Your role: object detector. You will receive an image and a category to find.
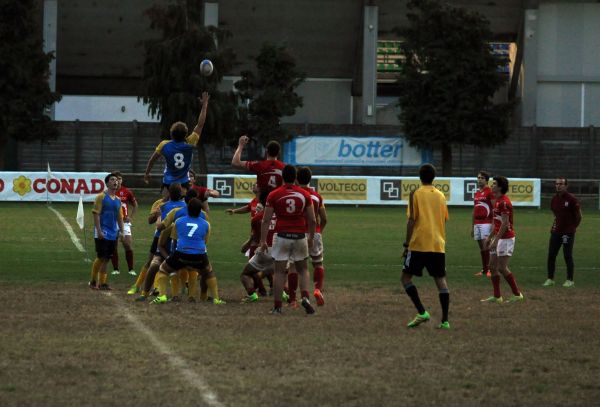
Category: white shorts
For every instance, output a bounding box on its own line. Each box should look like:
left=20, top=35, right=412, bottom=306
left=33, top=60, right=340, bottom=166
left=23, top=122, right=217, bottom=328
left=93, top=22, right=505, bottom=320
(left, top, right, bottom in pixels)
left=309, top=233, right=324, bottom=262
left=473, top=223, right=492, bottom=241
left=248, top=248, right=274, bottom=272
left=121, top=222, right=132, bottom=237
left=491, top=237, right=515, bottom=257
left=270, top=234, right=309, bottom=262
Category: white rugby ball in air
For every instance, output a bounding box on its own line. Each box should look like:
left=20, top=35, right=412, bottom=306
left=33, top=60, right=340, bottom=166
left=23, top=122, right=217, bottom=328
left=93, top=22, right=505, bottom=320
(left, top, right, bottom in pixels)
left=200, top=59, right=214, bottom=76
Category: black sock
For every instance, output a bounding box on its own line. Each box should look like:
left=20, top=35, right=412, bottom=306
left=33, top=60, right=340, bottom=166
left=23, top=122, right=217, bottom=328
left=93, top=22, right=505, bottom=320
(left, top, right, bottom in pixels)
left=404, top=283, right=425, bottom=314
left=439, top=289, right=450, bottom=323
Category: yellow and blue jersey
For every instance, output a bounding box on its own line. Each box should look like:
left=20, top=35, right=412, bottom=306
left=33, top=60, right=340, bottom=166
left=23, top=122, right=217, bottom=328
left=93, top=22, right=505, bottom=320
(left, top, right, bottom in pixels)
left=172, top=215, right=210, bottom=255
left=92, top=191, right=123, bottom=240
left=154, top=199, right=186, bottom=238
left=155, top=132, right=199, bottom=185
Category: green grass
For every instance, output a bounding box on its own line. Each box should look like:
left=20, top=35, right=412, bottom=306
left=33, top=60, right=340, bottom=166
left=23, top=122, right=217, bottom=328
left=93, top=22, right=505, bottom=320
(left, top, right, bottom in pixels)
left=1, top=201, right=598, bottom=287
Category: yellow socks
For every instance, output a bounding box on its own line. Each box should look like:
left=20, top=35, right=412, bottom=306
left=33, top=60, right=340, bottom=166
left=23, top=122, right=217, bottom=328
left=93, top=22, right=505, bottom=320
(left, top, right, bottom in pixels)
left=99, top=272, right=107, bottom=285
left=206, top=276, right=219, bottom=300
left=135, top=263, right=149, bottom=288
left=170, top=273, right=181, bottom=297
left=156, top=272, right=168, bottom=297
left=91, top=258, right=102, bottom=282
left=180, top=268, right=189, bottom=286
left=187, top=271, right=199, bottom=299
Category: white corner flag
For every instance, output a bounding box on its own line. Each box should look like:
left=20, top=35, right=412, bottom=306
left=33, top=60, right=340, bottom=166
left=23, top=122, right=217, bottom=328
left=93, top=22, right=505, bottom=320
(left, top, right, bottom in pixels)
left=76, top=194, right=85, bottom=230
left=47, top=162, right=58, bottom=180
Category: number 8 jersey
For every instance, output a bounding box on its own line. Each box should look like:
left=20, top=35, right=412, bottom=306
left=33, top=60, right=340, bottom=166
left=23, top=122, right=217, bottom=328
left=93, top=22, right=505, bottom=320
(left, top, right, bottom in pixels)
left=155, top=132, right=199, bottom=185
left=266, top=184, right=313, bottom=233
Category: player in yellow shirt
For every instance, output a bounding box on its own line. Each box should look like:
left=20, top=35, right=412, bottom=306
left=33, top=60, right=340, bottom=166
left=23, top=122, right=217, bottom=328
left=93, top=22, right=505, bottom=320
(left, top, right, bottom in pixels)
left=402, top=164, right=451, bottom=330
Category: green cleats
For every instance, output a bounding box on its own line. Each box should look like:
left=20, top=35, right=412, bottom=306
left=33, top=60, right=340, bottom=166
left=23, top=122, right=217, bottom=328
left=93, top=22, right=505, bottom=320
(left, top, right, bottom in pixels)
left=212, top=298, right=226, bottom=305
left=542, top=279, right=555, bottom=287
left=242, top=292, right=259, bottom=303
left=437, top=321, right=451, bottom=330
left=407, top=311, right=430, bottom=328
left=506, top=293, right=524, bottom=303
left=481, top=296, right=503, bottom=304
left=282, top=291, right=290, bottom=303
left=127, top=285, right=139, bottom=295
left=151, top=295, right=168, bottom=304
left=563, top=280, right=575, bottom=288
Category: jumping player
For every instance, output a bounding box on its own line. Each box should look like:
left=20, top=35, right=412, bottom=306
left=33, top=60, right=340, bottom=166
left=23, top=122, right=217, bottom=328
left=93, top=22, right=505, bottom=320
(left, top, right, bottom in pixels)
left=231, top=135, right=285, bottom=193
left=144, top=92, right=210, bottom=189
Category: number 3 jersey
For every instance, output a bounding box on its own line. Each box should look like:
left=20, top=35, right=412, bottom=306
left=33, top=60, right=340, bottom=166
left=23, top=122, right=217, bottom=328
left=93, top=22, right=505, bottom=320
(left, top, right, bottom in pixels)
left=155, top=132, right=199, bottom=185
left=266, top=184, right=313, bottom=233
left=172, top=215, right=210, bottom=254
left=245, top=159, right=285, bottom=192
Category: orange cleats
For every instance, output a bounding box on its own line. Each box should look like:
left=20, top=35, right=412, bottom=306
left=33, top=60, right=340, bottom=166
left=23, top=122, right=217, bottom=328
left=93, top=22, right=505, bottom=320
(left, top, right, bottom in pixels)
left=314, top=289, right=325, bottom=306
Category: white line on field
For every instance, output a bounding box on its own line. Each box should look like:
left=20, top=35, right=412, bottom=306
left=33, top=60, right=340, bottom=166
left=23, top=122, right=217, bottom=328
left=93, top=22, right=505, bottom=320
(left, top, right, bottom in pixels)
left=102, top=292, right=224, bottom=407
left=47, top=205, right=85, bottom=253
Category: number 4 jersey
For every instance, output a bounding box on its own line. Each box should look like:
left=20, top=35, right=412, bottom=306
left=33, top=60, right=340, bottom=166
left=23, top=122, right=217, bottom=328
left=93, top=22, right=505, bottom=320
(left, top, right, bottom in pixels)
left=266, top=184, right=313, bottom=233
left=245, top=159, right=285, bottom=192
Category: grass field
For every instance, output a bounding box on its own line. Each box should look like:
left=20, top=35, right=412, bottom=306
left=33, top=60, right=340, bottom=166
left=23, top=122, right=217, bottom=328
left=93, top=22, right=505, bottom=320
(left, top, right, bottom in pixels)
left=1, top=202, right=599, bottom=406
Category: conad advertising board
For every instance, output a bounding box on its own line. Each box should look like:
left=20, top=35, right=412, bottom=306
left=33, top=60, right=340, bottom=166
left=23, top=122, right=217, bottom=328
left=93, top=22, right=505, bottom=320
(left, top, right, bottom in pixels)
left=0, top=172, right=106, bottom=202
left=208, top=175, right=541, bottom=207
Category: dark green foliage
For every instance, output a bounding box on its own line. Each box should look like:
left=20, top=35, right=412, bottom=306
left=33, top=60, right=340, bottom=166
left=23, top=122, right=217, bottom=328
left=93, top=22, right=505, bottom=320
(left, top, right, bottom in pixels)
left=140, top=0, right=238, bottom=152
left=396, top=0, right=512, bottom=174
left=234, top=43, right=305, bottom=146
left=0, top=0, right=61, bottom=169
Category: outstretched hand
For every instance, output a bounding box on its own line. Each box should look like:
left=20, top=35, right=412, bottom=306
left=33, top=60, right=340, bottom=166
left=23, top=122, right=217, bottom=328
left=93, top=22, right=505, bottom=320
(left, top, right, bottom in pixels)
left=238, top=135, right=249, bottom=146
left=199, top=92, right=210, bottom=105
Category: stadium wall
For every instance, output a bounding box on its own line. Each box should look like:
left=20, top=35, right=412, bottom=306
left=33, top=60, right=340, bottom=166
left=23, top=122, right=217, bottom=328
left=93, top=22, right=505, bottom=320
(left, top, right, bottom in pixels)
left=16, top=122, right=600, bottom=181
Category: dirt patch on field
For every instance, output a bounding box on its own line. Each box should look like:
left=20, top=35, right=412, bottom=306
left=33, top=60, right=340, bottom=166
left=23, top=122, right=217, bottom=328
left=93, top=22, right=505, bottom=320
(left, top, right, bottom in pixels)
left=1, top=283, right=599, bottom=406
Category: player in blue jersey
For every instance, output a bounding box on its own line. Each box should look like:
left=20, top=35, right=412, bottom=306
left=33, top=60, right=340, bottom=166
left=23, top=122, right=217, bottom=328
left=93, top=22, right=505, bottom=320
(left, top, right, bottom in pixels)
left=153, top=198, right=225, bottom=304
left=143, top=92, right=210, bottom=190
left=135, top=184, right=186, bottom=302
left=89, top=173, right=124, bottom=290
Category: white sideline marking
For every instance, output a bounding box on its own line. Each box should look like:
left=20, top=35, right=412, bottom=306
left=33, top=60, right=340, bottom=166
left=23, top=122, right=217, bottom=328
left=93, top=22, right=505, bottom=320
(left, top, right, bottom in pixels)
left=103, top=292, right=224, bottom=407
left=48, top=205, right=85, bottom=253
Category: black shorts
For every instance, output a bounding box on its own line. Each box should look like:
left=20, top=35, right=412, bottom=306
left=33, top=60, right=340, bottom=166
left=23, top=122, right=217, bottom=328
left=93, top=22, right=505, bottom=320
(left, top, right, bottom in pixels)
left=403, top=251, right=446, bottom=278
left=166, top=251, right=209, bottom=271
left=95, top=238, right=117, bottom=259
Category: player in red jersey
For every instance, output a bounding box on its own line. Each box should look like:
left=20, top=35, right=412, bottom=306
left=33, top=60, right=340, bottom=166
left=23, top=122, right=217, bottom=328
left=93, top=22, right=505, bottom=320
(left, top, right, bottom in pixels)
left=260, top=165, right=316, bottom=315
left=240, top=190, right=277, bottom=302
left=543, top=177, right=582, bottom=288
left=296, top=167, right=327, bottom=306
left=188, top=169, right=220, bottom=214
left=110, top=172, right=138, bottom=276
left=225, top=182, right=261, bottom=217
left=472, top=171, right=494, bottom=277
left=231, top=135, right=285, bottom=193
left=481, top=176, right=523, bottom=304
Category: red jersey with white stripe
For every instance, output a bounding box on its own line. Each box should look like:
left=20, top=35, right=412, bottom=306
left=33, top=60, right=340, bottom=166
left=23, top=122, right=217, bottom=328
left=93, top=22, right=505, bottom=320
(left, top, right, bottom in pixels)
left=191, top=185, right=208, bottom=201
left=473, top=186, right=494, bottom=225
left=266, top=184, right=313, bottom=233
left=493, top=194, right=515, bottom=238
left=245, top=159, right=285, bottom=192
left=251, top=211, right=277, bottom=247
left=116, top=186, right=136, bottom=219
left=246, top=197, right=260, bottom=217
left=302, top=186, right=324, bottom=233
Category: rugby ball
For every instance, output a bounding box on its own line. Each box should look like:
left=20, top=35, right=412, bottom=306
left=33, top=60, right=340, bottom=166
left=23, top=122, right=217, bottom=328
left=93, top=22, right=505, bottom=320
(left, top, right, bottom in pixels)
left=200, top=59, right=214, bottom=76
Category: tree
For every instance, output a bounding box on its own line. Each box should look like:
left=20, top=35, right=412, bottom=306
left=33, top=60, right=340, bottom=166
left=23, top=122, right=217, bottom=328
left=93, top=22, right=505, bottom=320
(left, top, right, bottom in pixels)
left=234, top=43, right=305, bottom=155
left=396, top=0, right=512, bottom=175
left=0, top=0, right=61, bottom=170
left=140, top=0, right=238, bottom=175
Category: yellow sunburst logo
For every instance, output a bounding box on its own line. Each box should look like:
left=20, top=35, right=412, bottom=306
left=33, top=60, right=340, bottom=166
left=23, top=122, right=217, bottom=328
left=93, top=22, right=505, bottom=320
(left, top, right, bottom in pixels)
left=12, top=175, right=32, bottom=196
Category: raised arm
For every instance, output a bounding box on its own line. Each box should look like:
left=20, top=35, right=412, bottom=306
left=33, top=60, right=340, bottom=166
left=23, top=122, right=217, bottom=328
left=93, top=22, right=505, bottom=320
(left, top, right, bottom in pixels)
left=192, top=92, right=210, bottom=135
left=231, top=135, right=250, bottom=169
